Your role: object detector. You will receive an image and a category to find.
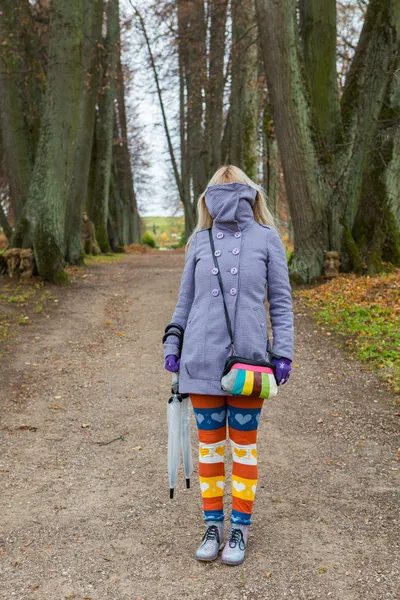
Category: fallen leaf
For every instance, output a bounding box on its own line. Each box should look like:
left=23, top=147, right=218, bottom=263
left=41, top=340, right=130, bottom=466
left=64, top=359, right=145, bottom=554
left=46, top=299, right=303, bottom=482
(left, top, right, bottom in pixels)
left=48, top=404, right=64, bottom=410
left=133, top=445, right=142, bottom=451
left=81, top=423, right=90, bottom=428
left=318, top=418, right=324, bottom=424
left=16, top=425, right=37, bottom=431
left=266, top=572, right=272, bottom=579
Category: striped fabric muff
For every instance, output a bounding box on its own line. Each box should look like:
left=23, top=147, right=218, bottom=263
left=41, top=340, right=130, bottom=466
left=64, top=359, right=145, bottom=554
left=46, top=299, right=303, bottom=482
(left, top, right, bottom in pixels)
left=221, top=362, right=278, bottom=399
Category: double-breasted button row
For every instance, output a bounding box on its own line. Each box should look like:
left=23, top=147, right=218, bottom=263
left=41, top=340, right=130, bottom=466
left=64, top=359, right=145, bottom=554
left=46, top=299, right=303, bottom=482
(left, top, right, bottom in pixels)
left=212, top=267, right=219, bottom=275
left=230, top=288, right=237, bottom=296
left=212, top=289, right=219, bottom=297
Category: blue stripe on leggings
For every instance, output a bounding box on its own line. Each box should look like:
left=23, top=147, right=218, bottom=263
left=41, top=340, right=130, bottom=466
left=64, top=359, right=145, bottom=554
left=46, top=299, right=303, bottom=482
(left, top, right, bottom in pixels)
left=231, top=509, right=252, bottom=525
left=204, top=509, right=224, bottom=523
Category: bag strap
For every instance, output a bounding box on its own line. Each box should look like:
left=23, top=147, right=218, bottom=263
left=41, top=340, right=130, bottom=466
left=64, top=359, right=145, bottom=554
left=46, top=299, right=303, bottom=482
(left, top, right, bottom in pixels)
left=208, top=228, right=236, bottom=355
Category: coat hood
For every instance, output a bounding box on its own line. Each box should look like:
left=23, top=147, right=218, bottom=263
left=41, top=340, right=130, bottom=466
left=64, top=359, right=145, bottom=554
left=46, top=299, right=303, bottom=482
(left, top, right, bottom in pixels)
left=205, top=183, right=257, bottom=230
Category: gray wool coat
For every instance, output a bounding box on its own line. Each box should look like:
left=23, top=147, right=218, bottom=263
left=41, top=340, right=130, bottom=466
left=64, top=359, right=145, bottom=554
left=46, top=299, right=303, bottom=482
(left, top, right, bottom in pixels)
left=164, top=183, right=294, bottom=396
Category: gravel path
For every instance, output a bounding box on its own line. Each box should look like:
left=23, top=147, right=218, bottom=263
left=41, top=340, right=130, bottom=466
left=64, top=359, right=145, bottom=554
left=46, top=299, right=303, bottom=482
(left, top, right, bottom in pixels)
left=0, top=252, right=399, bottom=600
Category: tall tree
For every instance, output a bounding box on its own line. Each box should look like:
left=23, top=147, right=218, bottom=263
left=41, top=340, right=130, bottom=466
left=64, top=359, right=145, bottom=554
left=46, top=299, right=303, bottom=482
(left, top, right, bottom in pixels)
left=225, top=0, right=259, bottom=180
left=115, top=55, right=141, bottom=244
left=25, top=0, right=84, bottom=281
left=66, top=0, right=105, bottom=264
left=91, top=0, right=119, bottom=253
left=256, top=0, right=400, bottom=281
left=204, top=0, right=229, bottom=180
left=0, top=1, right=34, bottom=223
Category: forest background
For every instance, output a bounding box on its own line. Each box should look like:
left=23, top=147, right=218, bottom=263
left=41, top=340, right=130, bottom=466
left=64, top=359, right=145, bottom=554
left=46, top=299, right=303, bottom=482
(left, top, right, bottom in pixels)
left=0, top=0, right=399, bottom=283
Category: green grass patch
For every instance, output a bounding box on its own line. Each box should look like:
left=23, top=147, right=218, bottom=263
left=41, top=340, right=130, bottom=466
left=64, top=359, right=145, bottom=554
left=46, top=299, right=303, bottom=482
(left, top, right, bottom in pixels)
left=0, top=281, right=53, bottom=342
left=296, top=269, right=400, bottom=395
left=142, top=216, right=185, bottom=249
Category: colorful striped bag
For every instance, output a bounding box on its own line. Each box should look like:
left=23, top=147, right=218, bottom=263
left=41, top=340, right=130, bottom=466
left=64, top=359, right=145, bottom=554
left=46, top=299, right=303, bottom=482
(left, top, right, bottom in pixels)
left=209, top=229, right=278, bottom=400
left=221, top=357, right=277, bottom=399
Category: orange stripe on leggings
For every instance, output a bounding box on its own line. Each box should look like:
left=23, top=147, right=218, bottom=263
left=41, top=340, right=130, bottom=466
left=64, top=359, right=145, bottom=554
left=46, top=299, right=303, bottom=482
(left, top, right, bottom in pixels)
left=232, top=497, right=253, bottom=516
left=228, top=397, right=264, bottom=409
left=191, top=394, right=226, bottom=409
left=203, top=497, right=224, bottom=512
left=198, top=426, right=226, bottom=444
left=232, top=462, right=258, bottom=480
left=199, top=462, right=225, bottom=478
left=229, top=427, right=258, bottom=445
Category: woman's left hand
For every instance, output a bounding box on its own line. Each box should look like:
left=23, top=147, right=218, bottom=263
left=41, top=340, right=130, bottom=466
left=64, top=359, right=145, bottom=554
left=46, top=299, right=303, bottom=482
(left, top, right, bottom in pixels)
left=271, top=357, right=292, bottom=385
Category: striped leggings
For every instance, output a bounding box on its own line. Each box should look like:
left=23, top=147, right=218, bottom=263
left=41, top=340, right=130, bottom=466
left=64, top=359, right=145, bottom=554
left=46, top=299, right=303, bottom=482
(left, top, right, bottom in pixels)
left=191, top=394, right=263, bottom=526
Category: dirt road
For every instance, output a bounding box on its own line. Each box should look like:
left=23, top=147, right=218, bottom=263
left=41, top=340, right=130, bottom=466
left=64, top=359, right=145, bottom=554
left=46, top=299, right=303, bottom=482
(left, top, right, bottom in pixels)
left=1, top=252, right=399, bottom=600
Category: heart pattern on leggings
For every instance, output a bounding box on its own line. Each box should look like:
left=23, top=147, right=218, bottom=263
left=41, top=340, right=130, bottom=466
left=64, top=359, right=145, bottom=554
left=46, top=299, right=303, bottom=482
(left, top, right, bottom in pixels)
left=235, top=413, right=252, bottom=426
left=211, top=411, right=225, bottom=423
left=195, top=413, right=205, bottom=424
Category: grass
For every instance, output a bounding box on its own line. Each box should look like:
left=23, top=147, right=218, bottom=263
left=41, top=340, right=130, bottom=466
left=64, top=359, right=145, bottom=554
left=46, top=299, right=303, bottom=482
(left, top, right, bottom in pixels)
left=142, top=216, right=185, bottom=248
left=296, top=268, right=400, bottom=395
left=0, top=281, right=53, bottom=343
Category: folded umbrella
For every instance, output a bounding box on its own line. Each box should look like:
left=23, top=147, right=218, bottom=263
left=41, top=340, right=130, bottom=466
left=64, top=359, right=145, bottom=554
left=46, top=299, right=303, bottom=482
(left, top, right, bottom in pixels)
left=180, top=394, right=193, bottom=490
left=167, top=373, right=192, bottom=498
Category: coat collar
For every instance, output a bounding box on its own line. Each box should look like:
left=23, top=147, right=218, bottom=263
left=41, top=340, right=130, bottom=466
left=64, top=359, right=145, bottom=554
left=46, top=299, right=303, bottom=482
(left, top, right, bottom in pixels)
left=205, top=183, right=257, bottom=231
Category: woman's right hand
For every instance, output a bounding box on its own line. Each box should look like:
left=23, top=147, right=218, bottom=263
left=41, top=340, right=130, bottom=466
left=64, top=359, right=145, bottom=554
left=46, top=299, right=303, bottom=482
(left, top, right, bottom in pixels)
left=165, top=355, right=180, bottom=373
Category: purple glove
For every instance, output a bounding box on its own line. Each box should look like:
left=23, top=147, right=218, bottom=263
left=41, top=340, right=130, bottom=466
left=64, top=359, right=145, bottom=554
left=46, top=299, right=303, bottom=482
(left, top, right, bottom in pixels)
left=165, top=355, right=180, bottom=373
left=271, top=357, right=292, bottom=385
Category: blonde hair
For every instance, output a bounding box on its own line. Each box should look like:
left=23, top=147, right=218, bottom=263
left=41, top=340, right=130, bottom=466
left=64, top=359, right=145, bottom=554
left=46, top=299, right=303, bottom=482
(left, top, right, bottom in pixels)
left=187, top=165, right=276, bottom=247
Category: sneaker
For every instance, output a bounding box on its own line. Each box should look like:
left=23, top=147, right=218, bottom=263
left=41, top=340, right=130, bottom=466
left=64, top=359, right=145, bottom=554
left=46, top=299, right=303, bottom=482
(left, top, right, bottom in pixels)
left=221, top=524, right=248, bottom=566
left=195, top=522, right=224, bottom=562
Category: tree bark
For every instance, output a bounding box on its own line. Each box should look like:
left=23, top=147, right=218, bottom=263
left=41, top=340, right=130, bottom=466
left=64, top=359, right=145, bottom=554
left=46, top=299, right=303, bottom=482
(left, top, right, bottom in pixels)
left=0, top=0, right=34, bottom=222
left=262, top=99, right=278, bottom=219
left=66, top=0, right=104, bottom=264
left=91, top=0, right=119, bottom=253
left=256, top=0, right=328, bottom=282
left=299, top=0, right=341, bottom=149
left=25, top=0, right=84, bottom=281
left=228, top=0, right=259, bottom=180
left=115, top=56, right=141, bottom=243
left=183, top=0, right=207, bottom=198
left=339, top=0, right=399, bottom=235
left=204, top=0, right=228, bottom=179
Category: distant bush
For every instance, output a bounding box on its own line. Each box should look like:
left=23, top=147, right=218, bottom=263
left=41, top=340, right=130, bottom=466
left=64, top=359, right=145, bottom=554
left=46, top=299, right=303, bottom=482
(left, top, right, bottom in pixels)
left=142, top=233, right=156, bottom=248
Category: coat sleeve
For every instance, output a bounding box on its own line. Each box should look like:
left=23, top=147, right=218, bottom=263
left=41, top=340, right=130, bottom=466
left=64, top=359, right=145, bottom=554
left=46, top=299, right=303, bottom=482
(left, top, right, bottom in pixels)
left=163, top=233, right=197, bottom=359
left=265, top=228, right=294, bottom=360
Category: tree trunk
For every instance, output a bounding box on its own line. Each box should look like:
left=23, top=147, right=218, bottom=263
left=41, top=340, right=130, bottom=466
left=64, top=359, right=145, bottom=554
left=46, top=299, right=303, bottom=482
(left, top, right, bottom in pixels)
left=262, top=99, right=278, bottom=219
left=183, top=0, right=207, bottom=199
left=256, top=0, right=328, bottom=282
left=228, top=0, right=259, bottom=180
left=115, top=56, right=141, bottom=243
left=204, top=0, right=229, bottom=179
left=25, top=0, right=84, bottom=282
left=91, top=0, right=119, bottom=253
left=0, top=0, right=34, bottom=222
left=351, top=56, right=400, bottom=274
left=66, top=0, right=104, bottom=264
left=337, top=2, right=397, bottom=246
left=299, top=0, right=341, bottom=149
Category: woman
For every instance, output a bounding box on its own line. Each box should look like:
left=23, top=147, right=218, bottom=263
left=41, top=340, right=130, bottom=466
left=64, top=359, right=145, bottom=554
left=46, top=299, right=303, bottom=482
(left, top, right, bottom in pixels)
left=163, top=165, right=294, bottom=565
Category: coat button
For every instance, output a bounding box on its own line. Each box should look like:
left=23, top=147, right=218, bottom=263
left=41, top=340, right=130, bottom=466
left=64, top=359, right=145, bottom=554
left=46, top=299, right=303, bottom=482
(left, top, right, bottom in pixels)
left=217, top=232, right=224, bottom=239
left=214, top=250, right=222, bottom=257
left=231, top=267, right=238, bottom=275
left=232, top=248, right=240, bottom=255
left=212, top=289, right=219, bottom=297
left=234, top=232, right=242, bottom=238
left=230, top=288, right=237, bottom=296
left=212, top=268, right=219, bottom=275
